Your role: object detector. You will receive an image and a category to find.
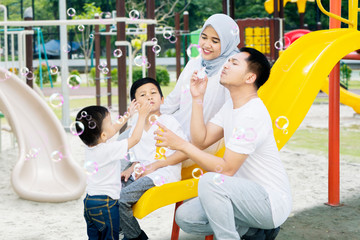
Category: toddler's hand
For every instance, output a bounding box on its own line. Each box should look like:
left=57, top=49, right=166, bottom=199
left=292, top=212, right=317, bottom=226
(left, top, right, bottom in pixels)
left=128, top=99, right=139, bottom=117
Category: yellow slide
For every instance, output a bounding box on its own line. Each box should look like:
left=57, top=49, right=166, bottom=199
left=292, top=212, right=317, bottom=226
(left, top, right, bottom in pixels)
left=259, top=28, right=360, bottom=149
left=133, top=28, right=360, bottom=219
left=264, top=0, right=311, bottom=14
left=320, top=80, right=360, bottom=114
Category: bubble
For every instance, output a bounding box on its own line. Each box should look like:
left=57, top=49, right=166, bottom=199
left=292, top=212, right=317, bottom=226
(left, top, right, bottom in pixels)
left=100, top=11, right=112, bottom=23
left=129, top=9, right=140, bottom=20
left=70, top=121, right=85, bottom=136
left=0, top=71, right=12, bottom=82
left=145, top=62, right=151, bottom=69
left=154, top=175, right=166, bottom=186
left=67, top=74, right=82, bottom=89
left=117, top=115, right=125, bottom=124
left=26, top=71, right=35, bottom=81
left=84, top=161, right=98, bottom=176
left=89, top=34, right=94, bottom=39
left=213, top=173, right=225, bottom=185
left=77, top=24, right=85, bottom=32
left=123, top=112, right=131, bottom=119
left=134, top=163, right=145, bottom=175
left=50, top=65, right=59, bottom=75
left=274, top=41, right=284, bottom=50
left=163, top=31, right=172, bottom=40
left=283, top=129, right=289, bottom=135
left=134, top=55, right=147, bottom=67
left=148, top=114, right=159, bottom=125
left=152, top=45, right=161, bottom=55
left=192, top=168, right=203, bottom=179
left=232, top=127, right=245, bottom=140
left=274, top=37, right=291, bottom=50
left=124, top=151, right=135, bottom=162
left=243, top=128, right=257, bottom=142
left=51, top=150, right=63, bottom=163
left=20, top=67, right=29, bottom=76
left=25, top=153, right=32, bottom=161
left=186, top=44, right=202, bottom=59
left=102, top=67, right=109, bottom=75
left=63, top=44, right=71, bottom=53
left=81, top=111, right=88, bottom=118
left=29, top=148, right=40, bottom=158
left=168, top=35, right=177, bottom=44
left=275, top=116, right=289, bottom=130
left=67, top=8, right=76, bottom=17
left=49, top=93, right=64, bottom=108
left=88, top=121, right=97, bottom=129
left=159, top=147, right=167, bottom=155
left=86, top=115, right=92, bottom=121
left=230, top=24, right=239, bottom=36
left=197, top=67, right=206, bottom=79
left=215, top=165, right=223, bottom=173
left=113, top=49, right=123, bottom=58
left=98, top=61, right=107, bottom=71
left=151, top=38, right=158, bottom=44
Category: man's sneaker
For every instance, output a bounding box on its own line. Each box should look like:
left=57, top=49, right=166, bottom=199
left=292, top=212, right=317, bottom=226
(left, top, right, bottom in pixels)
left=241, top=227, right=280, bottom=240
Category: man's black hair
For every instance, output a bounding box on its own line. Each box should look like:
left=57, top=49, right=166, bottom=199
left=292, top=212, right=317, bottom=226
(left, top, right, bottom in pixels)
left=240, top=47, right=271, bottom=89
left=130, top=77, right=163, bottom=101
left=75, top=105, right=109, bottom=146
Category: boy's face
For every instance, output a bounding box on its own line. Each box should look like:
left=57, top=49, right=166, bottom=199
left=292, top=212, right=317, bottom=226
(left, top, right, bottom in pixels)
left=100, top=113, right=117, bottom=142
left=134, top=83, right=164, bottom=113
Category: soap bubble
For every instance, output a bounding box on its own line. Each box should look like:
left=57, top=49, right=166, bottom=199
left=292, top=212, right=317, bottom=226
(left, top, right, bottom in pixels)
left=230, top=24, right=239, bottom=36
left=84, top=161, right=98, bottom=176
left=51, top=150, right=63, bottom=163
left=20, top=67, right=29, bottom=76
left=70, top=121, right=85, bottom=136
left=149, top=114, right=159, bottom=125
left=129, top=9, right=140, bottom=20
left=63, top=44, right=71, bottom=53
left=77, top=24, right=85, bottom=32
left=102, top=67, right=109, bottom=75
left=50, top=65, right=59, bottom=75
left=168, top=35, right=177, bottom=44
left=163, top=31, right=172, bottom=40
left=275, top=116, right=289, bottom=130
left=213, top=173, right=225, bottom=185
left=117, top=115, right=125, bottom=124
left=152, top=45, right=161, bottom=55
left=134, top=163, right=145, bottom=175
left=192, top=168, right=203, bottom=179
left=186, top=44, right=202, bottom=59
left=154, top=175, right=166, bottom=186
left=49, top=93, right=64, bottom=108
left=67, top=74, right=82, bottom=89
left=113, top=49, right=123, bottom=58
left=89, top=34, right=94, bottom=39
left=67, top=8, right=76, bottom=17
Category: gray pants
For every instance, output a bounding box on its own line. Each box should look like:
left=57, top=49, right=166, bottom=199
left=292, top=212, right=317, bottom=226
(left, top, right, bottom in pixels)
left=119, top=176, right=155, bottom=239
left=175, top=172, right=275, bottom=240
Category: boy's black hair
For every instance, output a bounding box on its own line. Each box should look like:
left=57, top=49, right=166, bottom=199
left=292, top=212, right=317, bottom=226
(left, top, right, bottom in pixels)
left=130, top=77, right=163, bottom=101
left=240, top=47, right=271, bottom=90
left=75, top=106, right=109, bottom=146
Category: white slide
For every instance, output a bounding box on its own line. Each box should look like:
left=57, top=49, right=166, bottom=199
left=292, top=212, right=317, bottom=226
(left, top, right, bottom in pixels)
left=0, top=67, right=86, bottom=202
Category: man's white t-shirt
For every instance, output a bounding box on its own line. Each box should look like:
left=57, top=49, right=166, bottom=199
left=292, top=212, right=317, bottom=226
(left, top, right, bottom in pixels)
left=129, top=114, right=188, bottom=184
left=210, top=98, right=292, bottom=227
left=85, top=140, right=128, bottom=200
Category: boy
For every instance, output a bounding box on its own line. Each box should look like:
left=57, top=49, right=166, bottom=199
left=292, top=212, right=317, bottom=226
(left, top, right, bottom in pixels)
left=76, top=101, right=151, bottom=240
left=118, top=77, right=187, bottom=240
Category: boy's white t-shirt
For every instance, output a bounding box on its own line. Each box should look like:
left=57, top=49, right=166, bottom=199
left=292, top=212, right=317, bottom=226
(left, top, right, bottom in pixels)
left=210, top=98, right=292, bottom=227
left=85, top=140, right=128, bottom=200
left=128, top=114, right=187, bottom=184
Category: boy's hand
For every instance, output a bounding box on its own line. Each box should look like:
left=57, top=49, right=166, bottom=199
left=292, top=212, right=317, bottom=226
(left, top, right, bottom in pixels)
left=121, top=168, right=133, bottom=182
left=128, top=99, right=139, bottom=117
left=190, top=70, right=208, bottom=100
left=138, top=100, right=152, bottom=118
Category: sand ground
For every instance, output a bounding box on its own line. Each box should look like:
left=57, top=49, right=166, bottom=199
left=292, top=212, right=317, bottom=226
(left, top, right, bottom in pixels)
left=0, top=103, right=359, bottom=239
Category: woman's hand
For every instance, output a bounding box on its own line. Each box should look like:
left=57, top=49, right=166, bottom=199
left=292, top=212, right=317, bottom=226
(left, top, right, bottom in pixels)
left=190, top=70, right=208, bottom=100
left=154, top=122, right=188, bottom=151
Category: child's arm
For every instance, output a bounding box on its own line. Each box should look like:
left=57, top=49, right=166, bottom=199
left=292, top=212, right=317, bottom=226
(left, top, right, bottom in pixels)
left=127, top=101, right=152, bottom=149
left=114, top=99, right=138, bottom=132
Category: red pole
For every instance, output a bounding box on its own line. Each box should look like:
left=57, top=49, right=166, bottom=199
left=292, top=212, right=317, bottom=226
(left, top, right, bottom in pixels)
left=327, top=0, right=341, bottom=207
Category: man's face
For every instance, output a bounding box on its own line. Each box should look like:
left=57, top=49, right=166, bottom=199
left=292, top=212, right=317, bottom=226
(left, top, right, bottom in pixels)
left=220, top=52, right=255, bottom=88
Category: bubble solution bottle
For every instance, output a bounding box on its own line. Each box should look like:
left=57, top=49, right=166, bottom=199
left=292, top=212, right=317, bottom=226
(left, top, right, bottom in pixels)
left=155, top=127, right=166, bottom=160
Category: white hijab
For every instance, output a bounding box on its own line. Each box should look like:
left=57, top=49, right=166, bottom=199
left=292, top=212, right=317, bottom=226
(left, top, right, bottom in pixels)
left=200, top=14, right=240, bottom=77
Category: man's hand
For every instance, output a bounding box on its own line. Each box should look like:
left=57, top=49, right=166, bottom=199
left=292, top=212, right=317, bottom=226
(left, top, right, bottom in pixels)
left=190, top=70, right=208, bottom=100
left=154, top=122, right=188, bottom=151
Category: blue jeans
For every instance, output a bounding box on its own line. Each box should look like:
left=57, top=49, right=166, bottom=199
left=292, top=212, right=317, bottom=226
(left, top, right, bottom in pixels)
left=175, top=172, right=275, bottom=240
left=84, top=194, right=120, bottom=240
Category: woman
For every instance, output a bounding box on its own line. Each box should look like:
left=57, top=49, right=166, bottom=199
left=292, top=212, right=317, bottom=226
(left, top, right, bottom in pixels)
left=161, top=13, right=240, bottom=145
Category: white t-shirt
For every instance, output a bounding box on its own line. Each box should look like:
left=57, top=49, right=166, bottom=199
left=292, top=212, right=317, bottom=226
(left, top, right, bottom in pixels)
left=128, top=114, right=188, bottom=184
left=85, top=140, right=128, bottom=200
left=161, top=57, right=230, bottom=141
left=210, top=98, right=292, bottom=227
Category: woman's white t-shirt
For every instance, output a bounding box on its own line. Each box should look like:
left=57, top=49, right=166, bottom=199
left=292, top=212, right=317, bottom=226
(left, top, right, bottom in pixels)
left=210, top=98, right=292, bottom=227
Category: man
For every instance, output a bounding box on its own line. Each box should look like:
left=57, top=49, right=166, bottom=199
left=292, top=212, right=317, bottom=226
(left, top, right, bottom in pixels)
left=155, top=47, right=292, bottom=240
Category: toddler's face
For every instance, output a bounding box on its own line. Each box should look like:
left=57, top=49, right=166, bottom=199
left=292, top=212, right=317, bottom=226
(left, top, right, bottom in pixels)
left=134, top=83, right=163, bottom=114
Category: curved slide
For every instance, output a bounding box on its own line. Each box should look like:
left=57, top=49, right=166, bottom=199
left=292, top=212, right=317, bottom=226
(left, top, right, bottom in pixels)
left=0, top=68, right=86, bottom=202
left=259, top=28, right=360, bottom=149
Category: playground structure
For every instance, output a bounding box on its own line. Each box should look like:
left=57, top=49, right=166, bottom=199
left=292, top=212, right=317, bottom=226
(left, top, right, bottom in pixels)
left=0, top=0, right=359, bottom=239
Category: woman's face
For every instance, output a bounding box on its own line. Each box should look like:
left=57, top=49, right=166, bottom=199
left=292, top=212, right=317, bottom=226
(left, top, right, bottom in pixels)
left=199, top=25, right=221, bottom=61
